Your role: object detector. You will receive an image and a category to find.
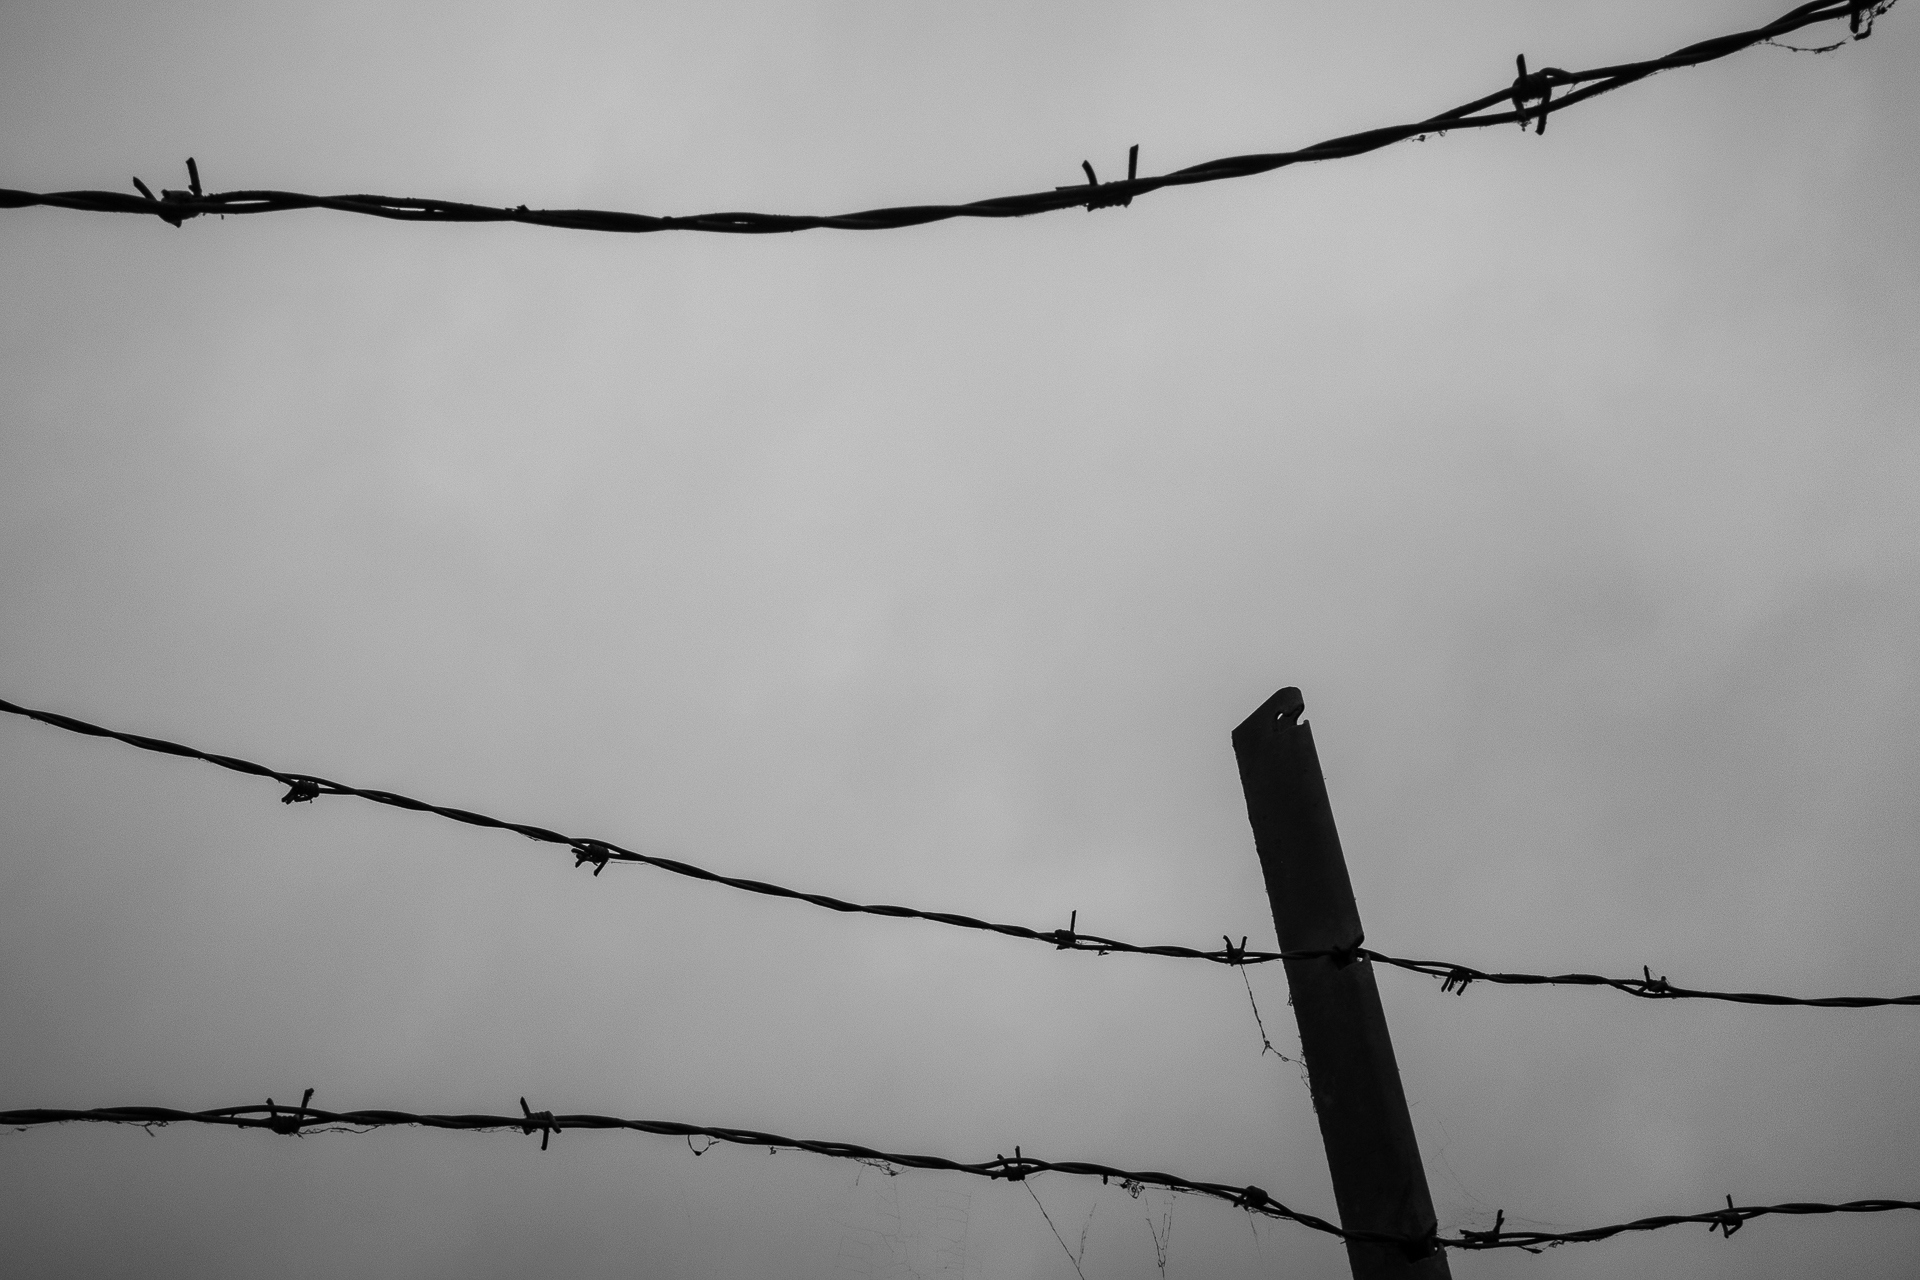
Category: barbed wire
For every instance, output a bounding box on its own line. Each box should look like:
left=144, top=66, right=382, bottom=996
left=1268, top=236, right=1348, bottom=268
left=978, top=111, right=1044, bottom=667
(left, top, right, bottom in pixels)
left=1449, top=1196, right=1920, bottom=1253
left=6, top=1097, right=1917, bottom=1253
left=1370, top=953, right=1920, bottom=1009
left=7, top=695, right=1918, bottom=1009
left=0, top=0, right=1894, bottom=237
left=0, top=694, right=1262, bottom=962
left=0, top=1095, right=1355, bottom=1244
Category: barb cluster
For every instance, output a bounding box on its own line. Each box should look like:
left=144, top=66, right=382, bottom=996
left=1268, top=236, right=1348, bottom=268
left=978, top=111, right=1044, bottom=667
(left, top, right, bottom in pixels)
left=0, top=1, right=1892, bottom=238
left=7, top=696, right=1918, bottom=1010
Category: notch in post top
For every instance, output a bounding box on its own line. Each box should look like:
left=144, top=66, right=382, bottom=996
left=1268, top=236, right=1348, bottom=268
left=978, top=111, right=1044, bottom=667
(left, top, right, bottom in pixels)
left=1233, top=686, right=1307, bottom=745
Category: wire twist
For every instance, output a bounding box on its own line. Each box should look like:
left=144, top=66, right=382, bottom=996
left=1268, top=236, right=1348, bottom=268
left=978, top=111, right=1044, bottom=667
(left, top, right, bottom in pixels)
left=5, top=1099, right=1916, bottom=1252
left=6, top=696, right=1918, bottom=1009
left=0, top=2, right=1892, bottom=237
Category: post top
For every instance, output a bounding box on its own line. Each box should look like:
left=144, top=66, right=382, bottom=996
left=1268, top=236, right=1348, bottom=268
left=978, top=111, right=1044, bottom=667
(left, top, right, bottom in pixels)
left=1233, top=686, right=1305, bottom=745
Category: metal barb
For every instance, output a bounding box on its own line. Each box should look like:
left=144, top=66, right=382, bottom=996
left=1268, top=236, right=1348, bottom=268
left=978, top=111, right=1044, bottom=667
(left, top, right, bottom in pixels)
left=9, top=696, right=1920, bottom=1009
left=1465, top=1209, right=1505, bottom=1244
left=8, top=1096, right=1920, bottom=1254
left=280, top=778, right=322, bottom=805
left=1071, top=146, right=1141, bottom=211
left=1510, top=54, right=1567, bottom=134
left=265, top=1088, right=314, bottom=1136
left=4, top=2, right=1894, bottom=237
left=519, top=1096, right=556, bottom=1151
left=1054, top=910, right=1077, bottom=949
left=152, top=160, right=205, bottom=228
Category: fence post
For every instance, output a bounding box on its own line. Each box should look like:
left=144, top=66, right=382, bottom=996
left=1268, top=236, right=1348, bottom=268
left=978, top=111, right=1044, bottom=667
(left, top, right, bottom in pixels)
left=1233, top=687, right=1450, bottom=1279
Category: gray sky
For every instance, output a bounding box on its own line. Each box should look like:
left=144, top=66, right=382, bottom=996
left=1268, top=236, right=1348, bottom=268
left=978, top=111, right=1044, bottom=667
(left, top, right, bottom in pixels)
left=2, top=2, right=1917, bottom=1276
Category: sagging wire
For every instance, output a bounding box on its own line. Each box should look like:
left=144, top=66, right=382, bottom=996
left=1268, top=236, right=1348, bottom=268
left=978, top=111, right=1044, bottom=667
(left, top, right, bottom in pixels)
left=0, top=694, right=1307, bottom=964
left=10, top=1096, right=1916, bottom=1253
left=6, top=695, right=1918, bottom=1011
left=0, top=1, right=1894, bottom=238
left=0, top=1097, right=1353, bottom=1245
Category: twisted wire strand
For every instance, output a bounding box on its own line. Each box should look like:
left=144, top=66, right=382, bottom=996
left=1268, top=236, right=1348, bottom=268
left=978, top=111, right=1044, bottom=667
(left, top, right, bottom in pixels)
left=5, top=1100, right=1917, bottom=1253
left=0, top=1100, right=1353, bottom=1246
left=1369, top=953, right=1920, bottom=1009
left=0, top=1, right=1893, bottom=236
left=8, top=696, right=1920, bottom=1008
left=0, top=695, right=1255, bottom=963
left=1450, top=1196, right=1920, bottom=1252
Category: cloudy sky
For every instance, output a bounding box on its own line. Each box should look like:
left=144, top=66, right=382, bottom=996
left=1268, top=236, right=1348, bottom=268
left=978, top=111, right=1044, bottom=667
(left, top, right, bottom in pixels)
left=2, top=1, right=1916, bottom=1276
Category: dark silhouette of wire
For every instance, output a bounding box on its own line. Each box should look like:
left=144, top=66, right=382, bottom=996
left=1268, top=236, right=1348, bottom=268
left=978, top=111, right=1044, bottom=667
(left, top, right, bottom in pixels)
left=7, top=695, right=1919, bottom=1010
left=1449, top=1196, right=1920, bottom=1252
left=1367, top=953, right=1920, bottom=1010
left=0, top=1097, right=1352, bottom=1244
left=5, top=1098, right=1917, bottom=1253
left=0, top=695, right=1261, bottom=962
left=0, top=1, right=1893, bottom=237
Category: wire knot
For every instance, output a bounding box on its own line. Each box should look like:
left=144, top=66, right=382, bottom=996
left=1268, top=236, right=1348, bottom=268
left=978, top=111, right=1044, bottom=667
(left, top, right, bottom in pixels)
left=572, top=842, right=613, bottom=876
left=280, top=778, right=323, bottom=805
left=1440, top=966, right=1475, bottom=995
left=520, top=1096, right=557, bottom=1150
left=1462, top=1208, right=1504, bottom=1245
left=991, top=1146, right=1035, bottom=1181
left=1063, top=145, right=1139, bottom=211
left=1851, top=0, right=1887, bottom=38
left=1641, top=965, right=1673, bottom=997
left=1510, top=56, right=1568, bottom=134
left=1397, top=1222, right=1442, bottom=1261
left=1237, top=1184, right=1270, bottom=1211
left=1328, top=936, right=1366, bottom=969
left=1710, top=1194, right=1744, bottom=1238
left=1051, top=910, right=1078, bottom=950
left=1221, top=935, right=1250, bottom=966
left=132, top=158, right=205, bottom=227
left=265, top=1088, right=315, bottom=1136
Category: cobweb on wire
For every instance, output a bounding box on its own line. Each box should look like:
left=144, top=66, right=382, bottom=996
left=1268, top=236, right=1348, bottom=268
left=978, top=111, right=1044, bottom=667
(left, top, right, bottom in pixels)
left=833, top=1169, right=973, bottom=1279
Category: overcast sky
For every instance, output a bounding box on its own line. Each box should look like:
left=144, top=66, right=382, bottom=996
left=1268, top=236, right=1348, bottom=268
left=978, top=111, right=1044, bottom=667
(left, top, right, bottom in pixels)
left=2, top=2, right=1917, bottom=1277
